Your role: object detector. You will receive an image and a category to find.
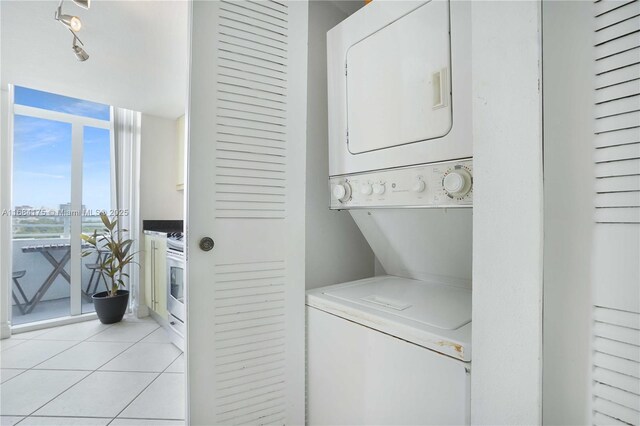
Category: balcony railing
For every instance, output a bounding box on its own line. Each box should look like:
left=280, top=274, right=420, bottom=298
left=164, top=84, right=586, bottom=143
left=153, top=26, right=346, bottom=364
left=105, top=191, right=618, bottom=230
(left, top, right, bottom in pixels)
left=12, top=216, right=106, bottom=239
left=11, top=226, right=106, bottom=325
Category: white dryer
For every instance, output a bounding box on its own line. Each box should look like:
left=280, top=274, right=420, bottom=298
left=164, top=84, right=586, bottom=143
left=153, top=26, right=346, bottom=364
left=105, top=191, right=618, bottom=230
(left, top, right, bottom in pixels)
left=327, top=0, right=472, bottom=178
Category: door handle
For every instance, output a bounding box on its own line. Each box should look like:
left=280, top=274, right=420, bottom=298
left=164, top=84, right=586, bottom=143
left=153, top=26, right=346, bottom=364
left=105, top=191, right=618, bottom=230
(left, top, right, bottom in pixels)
left=199, top=237, right=214, bottom=252
left=432, top=67, right=448, bottom=110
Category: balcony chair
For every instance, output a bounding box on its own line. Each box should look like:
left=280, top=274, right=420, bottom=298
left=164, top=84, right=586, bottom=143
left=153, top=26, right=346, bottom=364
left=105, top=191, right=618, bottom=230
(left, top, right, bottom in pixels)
left=12, top=270, right=30, bottom=315
left=84, top=250, right=108, bottom=299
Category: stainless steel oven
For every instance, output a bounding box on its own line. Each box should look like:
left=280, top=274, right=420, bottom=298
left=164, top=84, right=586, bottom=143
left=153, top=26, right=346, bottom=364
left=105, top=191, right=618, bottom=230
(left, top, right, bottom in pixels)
left=167, top=250, right=185, bottom=321
left=166, top=232, right=185, bottom=349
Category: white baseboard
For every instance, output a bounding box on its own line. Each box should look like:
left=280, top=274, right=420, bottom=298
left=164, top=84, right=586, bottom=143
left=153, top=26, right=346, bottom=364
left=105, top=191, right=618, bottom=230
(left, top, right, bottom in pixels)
left=1, top=321, right=11, bottom=339
left=134, top=303, right=150, bottom=319
left=10, top=312, right=97, bottom=334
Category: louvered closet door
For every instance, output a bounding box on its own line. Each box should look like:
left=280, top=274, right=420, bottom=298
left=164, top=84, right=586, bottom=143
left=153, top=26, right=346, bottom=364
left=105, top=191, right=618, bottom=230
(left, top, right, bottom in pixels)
left=187, top=1, right=307, bottom=424
left=592, top=1, right=640, bottom=424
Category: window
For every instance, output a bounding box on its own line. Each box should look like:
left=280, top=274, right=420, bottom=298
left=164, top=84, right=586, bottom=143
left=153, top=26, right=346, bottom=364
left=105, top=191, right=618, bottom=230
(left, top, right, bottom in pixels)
left=12, top=86, right=111, bottom=239
left=11, top=85, right=113, bottom=323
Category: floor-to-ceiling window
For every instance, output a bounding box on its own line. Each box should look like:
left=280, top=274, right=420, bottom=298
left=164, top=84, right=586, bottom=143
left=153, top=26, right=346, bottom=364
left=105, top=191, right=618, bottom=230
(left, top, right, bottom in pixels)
left=11, top=85, right=112, bottom=325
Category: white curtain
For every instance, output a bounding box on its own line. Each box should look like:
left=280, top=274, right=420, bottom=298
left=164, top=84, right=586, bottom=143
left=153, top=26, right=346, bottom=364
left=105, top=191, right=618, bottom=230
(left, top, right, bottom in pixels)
left=111, top=107, right=141, bottom=315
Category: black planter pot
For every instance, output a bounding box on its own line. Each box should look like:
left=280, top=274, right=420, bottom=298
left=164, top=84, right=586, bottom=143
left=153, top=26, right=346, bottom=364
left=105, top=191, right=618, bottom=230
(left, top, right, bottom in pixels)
left=92, top=290, right=129, bottom=324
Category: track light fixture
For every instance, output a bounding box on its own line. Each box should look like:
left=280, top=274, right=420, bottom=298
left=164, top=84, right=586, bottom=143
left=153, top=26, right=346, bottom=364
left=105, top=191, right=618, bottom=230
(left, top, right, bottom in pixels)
left=72, top=0, right=90, bottom=10
left=71, top=32, right=89, bottom=61
left=54, top=0, right=91, bottom=61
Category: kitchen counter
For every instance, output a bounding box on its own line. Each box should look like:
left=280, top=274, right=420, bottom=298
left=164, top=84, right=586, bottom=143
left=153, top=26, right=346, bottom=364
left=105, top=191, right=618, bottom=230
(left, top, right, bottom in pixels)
left=142, top=220, right=183, bottom=234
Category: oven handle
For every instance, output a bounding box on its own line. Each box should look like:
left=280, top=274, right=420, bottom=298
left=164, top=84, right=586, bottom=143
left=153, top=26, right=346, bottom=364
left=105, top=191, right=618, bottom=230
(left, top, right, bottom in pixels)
left=167, top=251, right=185, bottom=263
left=151, top=240, right=156, bottom=308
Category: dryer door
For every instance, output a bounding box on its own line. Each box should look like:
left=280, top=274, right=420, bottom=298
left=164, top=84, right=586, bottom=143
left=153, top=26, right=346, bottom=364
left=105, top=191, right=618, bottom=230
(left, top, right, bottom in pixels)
left=346, top=0, right=451, bottom=154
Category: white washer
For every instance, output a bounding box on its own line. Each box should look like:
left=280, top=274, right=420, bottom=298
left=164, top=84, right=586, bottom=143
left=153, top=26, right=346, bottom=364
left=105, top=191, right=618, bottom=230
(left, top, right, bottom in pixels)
left=307, top=276, right=471, bottom=425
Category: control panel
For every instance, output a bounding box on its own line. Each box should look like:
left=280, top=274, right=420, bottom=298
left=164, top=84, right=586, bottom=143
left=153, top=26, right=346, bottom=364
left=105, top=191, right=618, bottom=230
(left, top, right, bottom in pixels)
left=329, top=159, right=473, bottom=209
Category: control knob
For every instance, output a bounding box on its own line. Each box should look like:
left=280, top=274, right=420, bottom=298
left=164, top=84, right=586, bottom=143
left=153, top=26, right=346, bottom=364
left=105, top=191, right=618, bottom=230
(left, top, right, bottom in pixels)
left=372, top=183, right=386, bottom=195
left=332, top=182, right=352, bottom=202
left=412, top=179, right=426, bottom=193
left=360, top=184, right=373, bottom=196
left=443, top=169, right=472, bottom=197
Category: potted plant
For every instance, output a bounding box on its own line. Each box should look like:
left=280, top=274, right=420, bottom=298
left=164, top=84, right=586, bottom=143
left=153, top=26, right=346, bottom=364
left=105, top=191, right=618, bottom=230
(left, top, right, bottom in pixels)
left=82, top=212, right=138, bottom=324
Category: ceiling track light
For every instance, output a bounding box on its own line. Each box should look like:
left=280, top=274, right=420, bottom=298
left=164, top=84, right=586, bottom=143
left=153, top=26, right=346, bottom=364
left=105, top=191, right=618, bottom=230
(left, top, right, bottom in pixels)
left=54, top=0, right=91, bottom=61
left=71, top=31, right=89, bottom=62
left=72, top=0, right=90, bottom=10
left=55, top=1, right=82, bottom=32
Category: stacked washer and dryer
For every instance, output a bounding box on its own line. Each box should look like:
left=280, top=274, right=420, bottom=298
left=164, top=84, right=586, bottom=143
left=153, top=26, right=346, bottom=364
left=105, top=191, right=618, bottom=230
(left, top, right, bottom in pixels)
left=307, top=1, right=473, bottom=424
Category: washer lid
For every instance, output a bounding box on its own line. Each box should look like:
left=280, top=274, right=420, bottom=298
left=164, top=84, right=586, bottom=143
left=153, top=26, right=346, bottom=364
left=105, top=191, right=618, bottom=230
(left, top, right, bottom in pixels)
left=323, top=276, right=471, bottom=330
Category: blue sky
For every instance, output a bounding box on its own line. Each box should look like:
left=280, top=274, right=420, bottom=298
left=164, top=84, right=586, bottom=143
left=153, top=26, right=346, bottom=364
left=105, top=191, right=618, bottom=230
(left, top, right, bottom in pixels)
left=13, top=86, right=112, bottom=212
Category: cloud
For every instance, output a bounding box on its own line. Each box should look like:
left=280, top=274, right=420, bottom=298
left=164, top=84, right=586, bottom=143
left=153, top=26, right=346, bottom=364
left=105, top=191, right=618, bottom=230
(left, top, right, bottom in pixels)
left=57, top=100, right=110, bottom=119
left=13, top=116, right=70, bottom=152
left=16, top=171, right=66, bottom=179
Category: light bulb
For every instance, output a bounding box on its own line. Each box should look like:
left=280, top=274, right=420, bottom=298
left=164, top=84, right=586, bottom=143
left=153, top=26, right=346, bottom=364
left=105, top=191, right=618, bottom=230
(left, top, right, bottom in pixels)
left=69, top=16, right=82, bottom=31
left=59, top=14, right=82, bottom=32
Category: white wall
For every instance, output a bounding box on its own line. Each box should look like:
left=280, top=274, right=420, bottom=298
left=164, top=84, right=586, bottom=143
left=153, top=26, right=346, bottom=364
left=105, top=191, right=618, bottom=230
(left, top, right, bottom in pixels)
left=1, top=88, right=11, bottom=337
left=542, top=2, right=593, bottom=423
left=351, top=209, right=472, bottom=287
left=140, top=113, right=184, bottom=223
left=305, top=0, right=374, bottom=290
left=471, top=1, right=544, bottom=424
left=139, top=114, right=183, bottom=317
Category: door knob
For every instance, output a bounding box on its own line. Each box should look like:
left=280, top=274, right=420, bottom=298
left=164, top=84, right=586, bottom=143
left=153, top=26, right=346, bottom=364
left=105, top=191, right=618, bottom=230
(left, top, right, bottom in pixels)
left=199, top=237, right=214, bottom=252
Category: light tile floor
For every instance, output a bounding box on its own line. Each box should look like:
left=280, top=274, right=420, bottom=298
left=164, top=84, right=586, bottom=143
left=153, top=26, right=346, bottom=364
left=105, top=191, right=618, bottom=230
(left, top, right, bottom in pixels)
left=0, top=316, right=185, bottom=426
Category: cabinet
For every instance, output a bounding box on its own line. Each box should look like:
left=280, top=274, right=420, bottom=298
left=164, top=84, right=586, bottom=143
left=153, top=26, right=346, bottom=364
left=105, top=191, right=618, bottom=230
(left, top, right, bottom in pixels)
left=144, top=233, right=168, bottom=319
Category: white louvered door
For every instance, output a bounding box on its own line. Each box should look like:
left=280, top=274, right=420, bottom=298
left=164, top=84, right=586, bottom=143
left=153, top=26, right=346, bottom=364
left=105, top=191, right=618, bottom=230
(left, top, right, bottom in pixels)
left=592, top=1, right=640, bottom=424
left=186, top=1, right=307, bottom=424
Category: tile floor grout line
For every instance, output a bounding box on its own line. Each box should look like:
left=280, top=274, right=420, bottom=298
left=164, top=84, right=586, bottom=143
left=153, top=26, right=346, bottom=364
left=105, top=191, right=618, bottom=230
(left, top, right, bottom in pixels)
left=16, top=369, right=91, bottom=420
left=0, top=368, right=29, bottom=385
left=23, top=319, right=159, bottom=371
left=27, top=368, right=184, bottom=374
left=16, top=414, right=175, bottom=419
left=25, top=321, right=122, bottom=371
left=5, top=414, right=186, bottom=426
left=21, top=321, right=161, bottom=418
left=92, top=324, right=164, bottom=370
left=2, top=318, right=182, bottom=423
left=5, top=320, right=119, bottom=373
left=0, top=338, right=28, bottom=351
left=2, top=319, right=159, bottom=418
left=0, top=338, right=147, bottom=385
left=105, top=372, right=163, bottom=426
left=107, top=351, right=185, bottom=424
left=24, top=341, right=87, bottom=370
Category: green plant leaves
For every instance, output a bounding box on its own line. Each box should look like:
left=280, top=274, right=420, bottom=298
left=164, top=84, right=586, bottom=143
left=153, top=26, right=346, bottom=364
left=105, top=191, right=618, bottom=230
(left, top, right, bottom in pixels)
left=82, top=213, right=139, bottom=297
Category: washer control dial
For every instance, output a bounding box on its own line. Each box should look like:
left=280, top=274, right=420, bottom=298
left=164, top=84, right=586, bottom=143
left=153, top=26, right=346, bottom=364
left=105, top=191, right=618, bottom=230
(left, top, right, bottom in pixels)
left=443, top=168, right=472, bottom=198
left=332, top=182, right=352, bottom=202
left=412, top=179, right=426, bottom=193
left=372, top=182, right=386, bottom=195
